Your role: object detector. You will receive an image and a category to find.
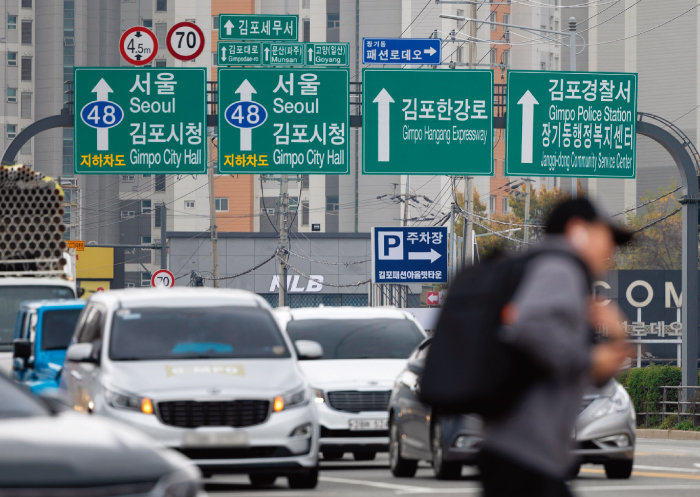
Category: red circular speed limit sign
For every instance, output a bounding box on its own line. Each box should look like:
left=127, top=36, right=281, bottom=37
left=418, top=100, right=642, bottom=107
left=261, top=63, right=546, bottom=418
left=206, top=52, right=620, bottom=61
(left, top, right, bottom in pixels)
left=151, top=269, right=175, bottom=288
left=120, top=26, right=158, bottom=66
left=166, top=22, right=205, bottom=61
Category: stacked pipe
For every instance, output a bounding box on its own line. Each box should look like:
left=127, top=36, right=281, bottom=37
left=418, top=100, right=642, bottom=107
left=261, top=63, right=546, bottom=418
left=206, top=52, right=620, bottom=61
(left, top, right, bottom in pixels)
left=0, top=165, right=67, bottom=273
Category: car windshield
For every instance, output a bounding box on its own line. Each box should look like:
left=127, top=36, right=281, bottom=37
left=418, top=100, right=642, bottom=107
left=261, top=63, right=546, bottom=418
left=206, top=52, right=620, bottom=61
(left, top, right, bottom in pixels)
left=110, top=306, right=291, bottom=361
left=41, top=308, right=83, bottom=351
left=0, top=376, right=49, bottom=419
left=286, top=318, right=424, bottom=360
left=0, top=286, right=76, bottom=350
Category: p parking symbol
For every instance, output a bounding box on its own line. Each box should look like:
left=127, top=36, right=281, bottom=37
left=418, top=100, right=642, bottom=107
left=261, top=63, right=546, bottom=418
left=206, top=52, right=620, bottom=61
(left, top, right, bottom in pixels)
left=378, top=231, right=403, bottom=260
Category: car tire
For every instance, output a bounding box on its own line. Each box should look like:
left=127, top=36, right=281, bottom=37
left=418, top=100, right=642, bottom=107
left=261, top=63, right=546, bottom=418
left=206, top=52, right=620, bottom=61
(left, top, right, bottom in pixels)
left=431, top=420, right=462, bottom=480
left=389, top=417, right=418, bottom=478
left=604, top=460, right=633, bottom=479
left=249, top=474, right=277, bottom=487
left=288, top=468, right=319, bottom=489
left=322, top=450, right=345, bottom=460
left=353, top=452, right=376, bottom=461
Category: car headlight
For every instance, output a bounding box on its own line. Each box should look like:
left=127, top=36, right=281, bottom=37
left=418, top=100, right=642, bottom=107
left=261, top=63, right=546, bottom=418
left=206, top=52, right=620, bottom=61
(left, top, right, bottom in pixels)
left=154, top=467, right=201, bottom=497
left=104, top=387, right=154, bottom=415
left=273, top=386, right=309, bottom=412
left=593, top=384, right=630, bottom=419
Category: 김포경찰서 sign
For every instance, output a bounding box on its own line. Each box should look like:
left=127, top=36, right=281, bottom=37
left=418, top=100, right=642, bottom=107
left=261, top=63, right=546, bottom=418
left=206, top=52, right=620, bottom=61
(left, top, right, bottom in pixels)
left=372, top=227, right=448, bottom=284
left=506, top=70, right=638, bottom=178
left=73, top=67, right=207, bottom=174
left=217, top=68, right=350, bottom=175
left=362, top=69, right=493, bottom=175
left=362, top=38, right=441, bottom=65
left=219, top=14, right=297, bottom=41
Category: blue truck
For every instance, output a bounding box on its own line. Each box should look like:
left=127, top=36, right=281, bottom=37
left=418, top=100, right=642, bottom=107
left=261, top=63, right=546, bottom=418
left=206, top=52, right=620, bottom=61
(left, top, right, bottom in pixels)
left=12, top=299, right=85, bottom=394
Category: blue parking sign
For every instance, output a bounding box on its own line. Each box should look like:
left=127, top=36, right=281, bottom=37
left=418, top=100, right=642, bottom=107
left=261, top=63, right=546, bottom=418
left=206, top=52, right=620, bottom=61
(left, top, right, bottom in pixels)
left=372, top=227, right=448, bottom=284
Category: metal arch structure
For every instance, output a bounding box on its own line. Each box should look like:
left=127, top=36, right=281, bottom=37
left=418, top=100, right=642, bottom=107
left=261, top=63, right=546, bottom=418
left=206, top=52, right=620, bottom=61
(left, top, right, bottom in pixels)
left=1, top=97, right=698, bottom=385
left=636, top=112, right=699, bottom=388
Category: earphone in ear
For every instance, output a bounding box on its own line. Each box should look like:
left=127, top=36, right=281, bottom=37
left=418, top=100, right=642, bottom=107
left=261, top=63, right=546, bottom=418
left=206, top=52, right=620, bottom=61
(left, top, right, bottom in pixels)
left=569, top=225, right=590, bottom=250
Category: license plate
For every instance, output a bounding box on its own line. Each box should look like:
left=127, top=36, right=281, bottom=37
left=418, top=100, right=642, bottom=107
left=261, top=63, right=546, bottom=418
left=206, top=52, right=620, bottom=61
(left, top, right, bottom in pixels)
left=182, top=430, right=248, bottom=447
left=349, top=418, right=388, bottom=431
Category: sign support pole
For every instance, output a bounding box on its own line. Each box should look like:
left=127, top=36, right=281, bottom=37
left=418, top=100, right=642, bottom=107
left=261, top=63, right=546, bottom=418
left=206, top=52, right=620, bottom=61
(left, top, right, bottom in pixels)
left=207, top=153, right=220, bottom=287
left=278, top=175, right=289, bottom=307
left=160, top=202, right=167, bottom=270
left=569, top=17, right=578, bottom=199
left=463, top=177, right=474, bottom=266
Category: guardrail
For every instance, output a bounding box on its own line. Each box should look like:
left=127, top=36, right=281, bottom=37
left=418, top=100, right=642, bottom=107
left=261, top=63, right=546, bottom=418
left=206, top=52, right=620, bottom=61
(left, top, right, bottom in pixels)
left=637, top=385, right=700, bottom=428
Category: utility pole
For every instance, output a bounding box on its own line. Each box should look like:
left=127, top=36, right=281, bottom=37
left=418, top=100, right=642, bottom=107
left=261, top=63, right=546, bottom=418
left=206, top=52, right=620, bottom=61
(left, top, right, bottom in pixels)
left=403, top=176, right=410, bottom=226
left=449, top=202, right=456, bottom=281
left=160, top=202, right=167, bottom=269
left=278, top=175, right=289, bottom=307
left=569, top=16, right=578, bottom=199
left=207, top=158, right=220, bottom=287
left=462, top=177, right=474, bottom=266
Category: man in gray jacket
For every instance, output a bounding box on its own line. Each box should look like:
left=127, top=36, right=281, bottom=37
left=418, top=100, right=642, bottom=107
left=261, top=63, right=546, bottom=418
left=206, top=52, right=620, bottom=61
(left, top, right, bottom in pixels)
left=478, top=198, right=633, bottom=497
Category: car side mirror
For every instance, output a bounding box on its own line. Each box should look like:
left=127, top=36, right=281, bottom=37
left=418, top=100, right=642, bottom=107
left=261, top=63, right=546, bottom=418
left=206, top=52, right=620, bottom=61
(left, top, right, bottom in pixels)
left=295, top=340, right=323, bottom=360
left=13, top=357, right=26, bottom=372
left=77, top=287, right=86, bottom=298
left=66, top=343, right=98, bottom=363
left=407, top=359, right=424, bottom=375
left=13, top=339, right=31, bottom=362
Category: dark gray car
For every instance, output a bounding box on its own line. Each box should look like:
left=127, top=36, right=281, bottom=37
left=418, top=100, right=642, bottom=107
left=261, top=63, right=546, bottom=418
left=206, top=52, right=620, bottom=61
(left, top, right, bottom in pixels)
left=388, top=339, right=635, bottom=480
left=0, top=373, right=201, bottom=496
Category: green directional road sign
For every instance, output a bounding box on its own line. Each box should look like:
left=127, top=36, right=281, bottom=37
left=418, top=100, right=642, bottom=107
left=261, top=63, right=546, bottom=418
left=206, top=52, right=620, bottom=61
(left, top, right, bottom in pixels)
left=262, top=42, right=305, bottom=65
left=506, top=70, right=638, bottom=178
left=218, top=41, right=262, bottom=65
left=362, top=69, right=493, bottom=175
left=218, top=68, right=349, bottom=175
left=307, top=42, right=349, bottom=66
left=74, top=67, right=207, bottom=174
left=219, top=14, right=297, bottom=41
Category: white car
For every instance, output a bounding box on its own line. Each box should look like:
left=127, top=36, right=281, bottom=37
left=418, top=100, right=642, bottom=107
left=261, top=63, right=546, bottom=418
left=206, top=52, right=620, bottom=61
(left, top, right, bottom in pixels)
left=60, top=288, right=322, bottom=489
left=276, top=306, right=427, bottom=461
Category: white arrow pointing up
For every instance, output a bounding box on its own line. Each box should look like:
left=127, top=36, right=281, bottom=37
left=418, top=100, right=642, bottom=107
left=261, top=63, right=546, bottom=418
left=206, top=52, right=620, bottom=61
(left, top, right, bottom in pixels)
left=92, top=78, right=113, bottom=151
left=263, top=46, right=270, bottom=62
left=307, top=47, right=314, bottom=63
left=424, top=46, right=437, bottom=57
left=408, top=248, right=442, bottom=264
left=235, top=79, right=257, bottom=151
left=518, top=90, right=539, bottom=164
left=224, top=20, right=234, bottom=36
left=373, top=88, right=394, bottom=163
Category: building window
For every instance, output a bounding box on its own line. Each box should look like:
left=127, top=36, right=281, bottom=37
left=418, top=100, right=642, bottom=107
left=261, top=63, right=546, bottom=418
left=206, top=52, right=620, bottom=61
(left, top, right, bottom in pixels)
left=502, top=197, right=508, bottom=214
left=7, top=52, right=17, bottom=66
left=503, top=14, right=510, bottom=26
left=21, top=57, right=32, bottom=81
left=141, top=199, right=152, bottom=213
left=8, top=15, right=17, bottom=30
left=156, top=0, right=167, bottom=12
left=215, top=197, right=229, bottom=212
left=141, top=236, right=152, bottom=245
left=155, top=23, right=167, bottom=46
left=120, top=210, right=135, bottom=219
left=303, top=18, right=310, bottom=42
left=456, top=46, right=463, bottom=63
left=184, top=200, right=195, bottom=209
left=21, top=20, right=32, bottom=44
left=154, top=205, right=162, bottom=227
left=140, top=272, right=151, bottom=287
left=301, top=200, right=309, bottom=225
left=121, top=175, right=135, bottom=182
left=489, top=195, right=495, bottom=213
left=154, top=175, right=166, bottom=192
left=326, top=195, right=339, bottom=212
left=541, top=61, right=547, bottom=70
left=155, top=59, right=166, bottom=67
left=212, top=15, right=218, bottom=29
left=302, top=0, right=310, bottom=8
left=21, top=0, right=32, bottom=8
left=490, top=12, right=496, bottom=30
left=211, top=52, right=217, bottom=66
left=6, top=124, right=17, bottom=139
left=489, top=50, right=495, bottom=66
left=20, top=92, right=31, bottom=118
left=327, top=12, right=339, bottom=29
left=143, top=18, right=152, bottom=28
left=502, top=50, right=509, bottom=67
left=6, top=88, right=17, bottom=103
left=125, top=282, right=136, bottom=288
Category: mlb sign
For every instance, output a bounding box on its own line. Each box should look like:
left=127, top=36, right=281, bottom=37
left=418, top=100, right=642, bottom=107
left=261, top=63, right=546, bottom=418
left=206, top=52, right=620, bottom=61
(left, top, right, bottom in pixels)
left=372, top=227, right=448, bottom=284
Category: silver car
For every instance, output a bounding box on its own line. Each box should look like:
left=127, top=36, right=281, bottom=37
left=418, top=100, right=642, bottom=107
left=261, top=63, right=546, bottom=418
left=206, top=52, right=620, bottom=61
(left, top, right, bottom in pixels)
left=60, top=288, right=321, bottom=489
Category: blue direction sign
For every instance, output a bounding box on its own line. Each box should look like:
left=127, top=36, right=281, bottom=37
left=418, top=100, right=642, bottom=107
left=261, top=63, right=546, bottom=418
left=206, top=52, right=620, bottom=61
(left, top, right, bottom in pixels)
left=372, top=227, right=448, bottom=284
left=363, top=38, right=441, bottom=65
